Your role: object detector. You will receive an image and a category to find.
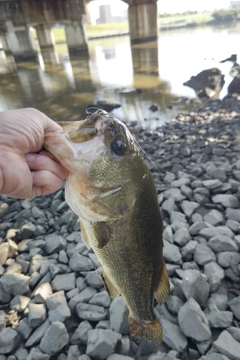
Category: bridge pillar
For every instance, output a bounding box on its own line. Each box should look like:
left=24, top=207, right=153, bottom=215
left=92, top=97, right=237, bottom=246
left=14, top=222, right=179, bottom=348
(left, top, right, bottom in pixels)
left=64, top=21, right=88, bottom=55
left=128, top=0, right=158, bottom=44
left=35, top=24, right=59, bottom=65
left=4, top=21, right=38, bottom=62
left=0, top=33, right=11, bottom=55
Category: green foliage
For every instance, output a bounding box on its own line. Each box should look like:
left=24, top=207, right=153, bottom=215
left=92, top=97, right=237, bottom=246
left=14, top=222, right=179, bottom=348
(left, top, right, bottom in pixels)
left=212, top=9, right=240, bottom=23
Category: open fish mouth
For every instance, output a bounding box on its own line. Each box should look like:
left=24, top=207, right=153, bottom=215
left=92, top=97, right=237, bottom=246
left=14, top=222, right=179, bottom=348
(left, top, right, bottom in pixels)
left=44, top=110, right=112, bottom=172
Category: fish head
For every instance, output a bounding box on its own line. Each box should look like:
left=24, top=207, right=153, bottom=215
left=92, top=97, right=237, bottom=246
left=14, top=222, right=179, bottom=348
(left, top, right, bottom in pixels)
left=44, top=110, right=149, bottom=221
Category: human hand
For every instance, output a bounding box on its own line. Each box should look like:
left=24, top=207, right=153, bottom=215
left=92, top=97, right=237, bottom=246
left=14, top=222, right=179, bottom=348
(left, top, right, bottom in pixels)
left=0, top=108, right=69, bottom=200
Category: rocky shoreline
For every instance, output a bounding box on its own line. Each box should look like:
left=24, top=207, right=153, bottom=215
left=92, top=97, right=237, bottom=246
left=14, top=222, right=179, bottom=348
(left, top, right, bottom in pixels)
left=0, top=94, right=240, bottom=360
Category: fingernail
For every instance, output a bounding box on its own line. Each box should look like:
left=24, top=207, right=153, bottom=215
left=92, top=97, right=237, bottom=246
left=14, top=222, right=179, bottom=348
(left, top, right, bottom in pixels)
left=25, top=154, right=36, bottom=162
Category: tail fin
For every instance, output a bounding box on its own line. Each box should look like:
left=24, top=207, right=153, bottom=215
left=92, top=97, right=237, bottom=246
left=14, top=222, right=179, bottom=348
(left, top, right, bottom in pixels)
left=128, top=316, right=163, bottom=343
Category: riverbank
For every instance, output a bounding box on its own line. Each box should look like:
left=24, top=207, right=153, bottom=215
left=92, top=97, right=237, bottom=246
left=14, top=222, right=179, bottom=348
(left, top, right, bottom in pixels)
left=47, top=10, right=240, bottom=41
left=0, top=94, right=240, bottom=359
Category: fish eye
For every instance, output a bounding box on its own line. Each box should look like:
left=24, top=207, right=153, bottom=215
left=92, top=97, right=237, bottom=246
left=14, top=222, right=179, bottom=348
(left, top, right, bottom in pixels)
left=111, top=139, right=126, bottom=156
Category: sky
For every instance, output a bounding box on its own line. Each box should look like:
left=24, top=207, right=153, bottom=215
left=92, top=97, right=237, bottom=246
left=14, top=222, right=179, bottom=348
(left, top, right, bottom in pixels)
left=88, top=0, right=233, bottom=16
left=157, top=0, right=232, bottom=13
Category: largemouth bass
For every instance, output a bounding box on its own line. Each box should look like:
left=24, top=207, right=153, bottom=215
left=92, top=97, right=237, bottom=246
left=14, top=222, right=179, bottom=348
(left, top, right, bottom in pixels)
left=44, top=109, right=169, bottom=342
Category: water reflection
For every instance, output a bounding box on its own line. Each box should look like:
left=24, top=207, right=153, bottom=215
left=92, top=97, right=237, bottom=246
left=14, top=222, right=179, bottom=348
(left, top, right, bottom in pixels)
left=2, top=23, right=240, bottom=129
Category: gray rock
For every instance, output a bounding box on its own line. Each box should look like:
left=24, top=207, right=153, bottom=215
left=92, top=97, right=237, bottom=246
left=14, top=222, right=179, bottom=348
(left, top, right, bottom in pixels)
left=208, top=235, right=238, bottom=253
left=163, top=241, right=182, bottom=265
left=225, top=208, right=240, bottom=222
left=213, top=330, right=240, bottom=360
left=58, top=250, right=68, bottom=264
left=160, top=316, right=187, bottom=352
left=0, top=312, right=6, bottom=332
left=204, top=262, right=225, bottom=292
left=181, top=184, right=193, bottom=199
left=0, top=243, right=9, bottom=265
left=96, top=320, right=110, bottom=330
left=25, top=319, right=51, bottom=347
left=166, top=296, right=184, bottom=315
left=86, top=329, right=121, bottom=360
left=46, top=291, right=71, bottom=323
left=171, top=178, right=190, bottom=188
left=15, top=318, right=32, bottom=340
left=182, top=269, right=210, bottom=306
left=228, top=296, right=240, bottom=320
left=203, top=354, right=229, bottom=360
left=118, top=335, right=131, bottom=356
left=200, top=226, right=234, bottom=239
left=66, top=288, right=79, bottom=300
left=1, top=273, right=30, bottom=295
left=29, top=254, right=43, bottom=275
left=203, top=209, right=224, bottom=226
left=170, top=211, right=187, bottom=224
left=89, top=291, right=111, bottom=308
left=33, top=282, right=53, bottom=303
left=0, top=328, right=20, bottom=354
left=163, top=226, right=173, bottom=244
left=194, top=244, right=216, bottom=265
left=44, top=234, right=66, bottom=255
left=162, top=198, right=177, bottom=216
left=51, top=273, right=76, bottom=292
left=107, top=356, right=134, bottom=360
left=5, top=261, right=22, bottom=275
left=206, top=303, right=233, bottom=328
left=109, top=296, right=130, bottom=335
left=164, top=188, right=185, bottom=202
left=173, top=228, right=190, bottom=247
left=180, top=201, right=199, bottom=218
left=15, top=347, right=29, bottom=360
left=178, top=298, right=211, bottom=341
left=17, top=222, right=36, bottom=240
left=226, top=219, right=240, bottom=232
left=28, top=303, right=46, bottom=328
left=70, top=320, right=92, bottom=345
left=10, top=295, right=30, bottom=312
left=189, top=222, right=209, bottom=235
left=212, top=195, right=239, bottom=208
left=26, top=348, right=50, bottom=360
left=69, top=253, right=94, bottom=272
left=86, top=271, right=103, bottom=288
left=76, top=303, right=108, bottom=322
left=79, top=356, right=91, bottom=360
left=227, top=327, right=240, bottom=342
left=181, top=241, right=197, bottom=261
left=213, top=167, right=227, bottom=182
left=69, top=287, right=97, bottom=311
left=217, top=252, right=240, bottom=268
left=67, top=345, right=81, bottom=360
left=39, top=321, right=69, bottom=356
left=208, top=293, right=228, bottom=311
left=202, top=179, right=223, bottom=189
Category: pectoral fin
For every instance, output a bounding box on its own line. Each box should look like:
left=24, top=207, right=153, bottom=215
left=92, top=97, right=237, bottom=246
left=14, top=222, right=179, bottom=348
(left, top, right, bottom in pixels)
left=92, top=222, right=110, bottom=249
left=102, top=272, right=120, bottom=298
left=154, top=260, right=170, bottom=305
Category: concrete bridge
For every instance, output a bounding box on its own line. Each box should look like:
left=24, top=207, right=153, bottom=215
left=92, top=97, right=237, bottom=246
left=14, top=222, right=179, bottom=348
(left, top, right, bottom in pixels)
left=0, top=0, right=158, bottom=62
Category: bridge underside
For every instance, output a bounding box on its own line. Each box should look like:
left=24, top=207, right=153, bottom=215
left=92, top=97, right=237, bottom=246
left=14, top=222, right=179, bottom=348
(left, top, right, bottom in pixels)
left=0, top=0, right=158, bottom=62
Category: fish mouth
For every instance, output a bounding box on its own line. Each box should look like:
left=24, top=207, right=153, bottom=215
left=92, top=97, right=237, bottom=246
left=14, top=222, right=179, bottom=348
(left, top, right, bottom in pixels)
left=67, top=109, right=111, bottom=143
left=43, top=109, right=112, bottom=172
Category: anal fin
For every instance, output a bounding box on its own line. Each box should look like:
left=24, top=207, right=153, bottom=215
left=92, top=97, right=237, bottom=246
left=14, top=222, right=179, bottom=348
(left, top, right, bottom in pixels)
left=154, top=260, right=170, bottom=305
left=102, top=272, right=120, bottom=298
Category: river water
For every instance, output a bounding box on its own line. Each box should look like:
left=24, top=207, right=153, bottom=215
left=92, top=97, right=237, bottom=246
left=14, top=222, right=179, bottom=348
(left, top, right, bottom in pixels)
left=0, top=22, right=240, bottom=129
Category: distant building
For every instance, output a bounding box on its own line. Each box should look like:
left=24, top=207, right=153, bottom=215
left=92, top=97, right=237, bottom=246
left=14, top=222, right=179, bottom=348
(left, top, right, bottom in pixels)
left=230, top=1, right=240, bottom=9
left=87, top=0, right=128, bottom=25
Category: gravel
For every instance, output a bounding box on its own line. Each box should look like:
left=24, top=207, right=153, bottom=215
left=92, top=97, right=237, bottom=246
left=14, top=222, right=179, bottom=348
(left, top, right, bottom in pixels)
left=0, top=95, right=240, bottom=359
